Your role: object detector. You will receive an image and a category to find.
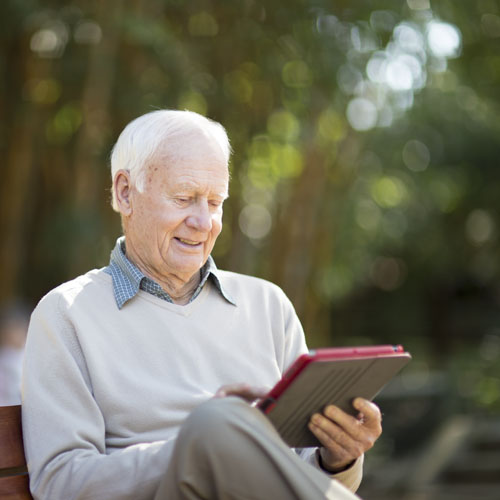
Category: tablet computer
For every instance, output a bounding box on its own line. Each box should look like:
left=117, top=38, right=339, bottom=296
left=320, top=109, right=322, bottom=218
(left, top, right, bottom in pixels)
left=257, top=345, right=411, bottom=448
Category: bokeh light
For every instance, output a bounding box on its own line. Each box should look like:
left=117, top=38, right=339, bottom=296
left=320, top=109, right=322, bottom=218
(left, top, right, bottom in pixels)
left=238, top=204, right=272, bottom=240
left=346, top=97, right=378, bottom=131
left=427, top=21, right=461, bottom=58
left=465, top=209, right=496, bottom=246
left=402, top=139, right=430, bottom=172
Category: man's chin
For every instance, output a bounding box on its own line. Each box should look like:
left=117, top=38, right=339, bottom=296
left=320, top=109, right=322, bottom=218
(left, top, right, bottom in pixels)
left=168, top=257, right=206, bottom=280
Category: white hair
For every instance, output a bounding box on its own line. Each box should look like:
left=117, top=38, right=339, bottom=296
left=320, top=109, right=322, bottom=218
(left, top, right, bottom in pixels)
left=110, top=109, right=231, bottom=211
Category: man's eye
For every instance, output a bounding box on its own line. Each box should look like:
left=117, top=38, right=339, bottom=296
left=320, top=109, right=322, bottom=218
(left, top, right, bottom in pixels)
left=176, top=198, right=190, bottom=205
left=209, top=200, right=223, bottom=208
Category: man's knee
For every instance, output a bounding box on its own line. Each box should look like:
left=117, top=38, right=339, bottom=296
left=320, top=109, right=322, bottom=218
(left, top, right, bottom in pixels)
left=183, top=396, right=248, bottom=438
left=178, top=396, right=282, bottom=465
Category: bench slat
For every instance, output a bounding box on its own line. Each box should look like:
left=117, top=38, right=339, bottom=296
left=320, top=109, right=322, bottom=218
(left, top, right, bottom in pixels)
left=0, top=405, right=32, bottom=498
left=0, top=473, right=32, bottom=499
left=0, top=406, right=26, bottom=470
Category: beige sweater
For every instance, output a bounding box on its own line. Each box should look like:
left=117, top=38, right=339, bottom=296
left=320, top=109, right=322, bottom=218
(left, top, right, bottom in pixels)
left=22, top=268, right=362, bottom=500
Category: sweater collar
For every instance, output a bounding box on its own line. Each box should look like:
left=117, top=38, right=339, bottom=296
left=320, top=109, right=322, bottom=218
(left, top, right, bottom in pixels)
left=105, top=237, right=236, bottom=309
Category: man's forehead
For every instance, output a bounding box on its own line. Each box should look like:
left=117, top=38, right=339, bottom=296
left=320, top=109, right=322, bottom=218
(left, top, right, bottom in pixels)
left=156, top=129, right=227, bottom=163
left=149, top=152, right=229, bottom=194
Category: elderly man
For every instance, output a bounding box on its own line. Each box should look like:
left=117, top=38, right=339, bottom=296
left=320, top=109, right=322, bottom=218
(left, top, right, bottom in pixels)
left=22, top=110, right=382, bottom=500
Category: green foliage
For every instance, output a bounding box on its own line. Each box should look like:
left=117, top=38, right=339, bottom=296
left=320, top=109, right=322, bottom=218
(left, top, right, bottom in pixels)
left=1, top=0, right=500, bottom=414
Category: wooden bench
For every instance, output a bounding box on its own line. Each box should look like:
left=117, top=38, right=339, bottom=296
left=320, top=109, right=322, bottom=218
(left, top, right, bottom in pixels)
left=0, top=405, right=33, bottom=499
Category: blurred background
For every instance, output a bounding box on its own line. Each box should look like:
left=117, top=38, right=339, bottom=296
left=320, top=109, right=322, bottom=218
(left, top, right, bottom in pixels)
left=1, top=0, right=500, bottom=497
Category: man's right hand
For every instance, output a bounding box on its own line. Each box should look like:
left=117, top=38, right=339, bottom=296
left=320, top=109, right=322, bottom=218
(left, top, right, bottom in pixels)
left=214, top=383, right=269, bottom=403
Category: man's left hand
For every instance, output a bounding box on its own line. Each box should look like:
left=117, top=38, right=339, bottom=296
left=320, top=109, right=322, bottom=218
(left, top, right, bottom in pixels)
left=213, top=383, right=269, bottom=403
left=308, top=397, right=382, bottom=472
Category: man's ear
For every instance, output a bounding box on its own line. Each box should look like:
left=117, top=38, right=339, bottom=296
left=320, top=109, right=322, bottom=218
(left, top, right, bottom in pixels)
left=114, top=170, right=133, bottom=217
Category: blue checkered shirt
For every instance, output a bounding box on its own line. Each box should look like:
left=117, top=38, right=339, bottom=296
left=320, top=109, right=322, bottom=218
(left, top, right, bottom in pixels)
left=104, top=237, right=235, bottom=309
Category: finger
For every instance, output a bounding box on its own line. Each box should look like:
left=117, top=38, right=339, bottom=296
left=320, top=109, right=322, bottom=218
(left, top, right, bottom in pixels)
left=308, top=420, right=352, bottom=464
left=309, top=413, right=364, bottom=459
left=322, top=405, right=365, bottom=438
left=349, top=399, right=383, bottom=442
left=320, top=406, right=381, bottom=454
left=324, top=402, right=382, bottom=439
left=352, top=398, right=382, bottom=426
left=233, top=385, right=269, bottom=400
left=214, top=384, right=268, bottom=402
left=214, top=383, right=250, bottom=398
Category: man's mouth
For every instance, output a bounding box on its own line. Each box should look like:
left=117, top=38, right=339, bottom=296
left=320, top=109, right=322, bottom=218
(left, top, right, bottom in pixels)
left=175, top=237, right=202, bottom=246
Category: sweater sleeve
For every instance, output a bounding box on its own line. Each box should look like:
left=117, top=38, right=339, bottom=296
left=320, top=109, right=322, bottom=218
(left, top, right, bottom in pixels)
left=22, top=292, right=175, bottom=500
left=297, top=448, right=364, bottom=492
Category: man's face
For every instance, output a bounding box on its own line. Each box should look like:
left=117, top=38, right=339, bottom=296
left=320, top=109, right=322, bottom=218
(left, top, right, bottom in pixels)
left=124, top=137, right=229, bottom=283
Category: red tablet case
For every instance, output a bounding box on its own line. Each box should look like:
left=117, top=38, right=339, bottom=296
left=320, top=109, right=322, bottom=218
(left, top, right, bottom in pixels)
left=258, top=345, right=411, bottom=448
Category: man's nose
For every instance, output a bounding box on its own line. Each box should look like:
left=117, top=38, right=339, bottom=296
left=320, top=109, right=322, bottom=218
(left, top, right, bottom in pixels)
left=186, top=200, right=212, bottom=232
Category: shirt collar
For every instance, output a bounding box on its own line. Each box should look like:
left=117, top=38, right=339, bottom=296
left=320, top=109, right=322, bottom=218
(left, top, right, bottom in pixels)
left=105, top=236, right=235, bottom=309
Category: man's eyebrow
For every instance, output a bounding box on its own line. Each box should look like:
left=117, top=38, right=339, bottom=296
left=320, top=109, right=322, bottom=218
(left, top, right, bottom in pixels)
left=212, top=192, right=230, bottom=200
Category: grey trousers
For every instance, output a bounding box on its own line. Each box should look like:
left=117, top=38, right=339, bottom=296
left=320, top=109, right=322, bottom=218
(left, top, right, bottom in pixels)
left=155, top=396, right=360, bottom=500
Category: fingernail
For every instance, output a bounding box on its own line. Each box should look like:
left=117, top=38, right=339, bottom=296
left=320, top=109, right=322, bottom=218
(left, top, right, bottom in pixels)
left=353, top=398, right=365, bottom=408
left=324, top=405, right=335, bottom=417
